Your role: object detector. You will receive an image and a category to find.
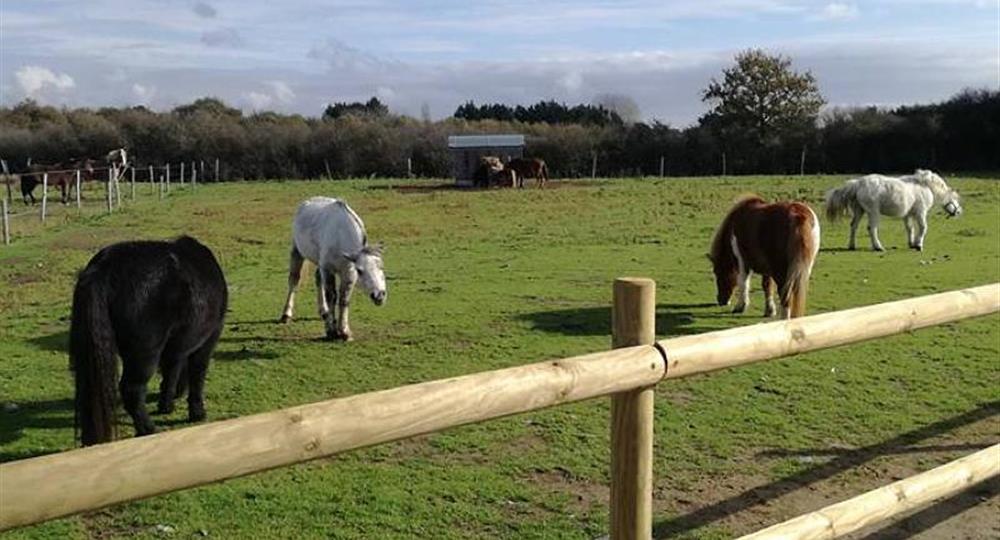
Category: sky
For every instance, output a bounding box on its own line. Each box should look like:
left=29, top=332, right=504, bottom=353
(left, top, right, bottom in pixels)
left=1, top=0, right=997, bottom=126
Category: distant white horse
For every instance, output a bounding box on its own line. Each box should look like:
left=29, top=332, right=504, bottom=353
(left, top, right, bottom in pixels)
left=106, top=148, right=128, bottom=170
left=279, top=197, right=387, bottom=341
left=825, top=169, right=962, bottom=251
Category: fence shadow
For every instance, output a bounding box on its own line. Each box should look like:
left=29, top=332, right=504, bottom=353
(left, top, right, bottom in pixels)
left=0, top=397, right=75, bottom=460
left=516, top=302, right=723, bottom=337
left=858, top=476, right=999, bottom=539
left=652, top=400, right=1000, bottom=538
left=27, top=330, right=69, bottom=353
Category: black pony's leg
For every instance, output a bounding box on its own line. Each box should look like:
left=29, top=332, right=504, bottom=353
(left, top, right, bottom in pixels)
left=119, top=353, right=158, bottom=437
left=156, top=348, right=187, bottom=415
left=186, top=329, right=221, bottom=423
left=174, top=364, right=189, bottom=399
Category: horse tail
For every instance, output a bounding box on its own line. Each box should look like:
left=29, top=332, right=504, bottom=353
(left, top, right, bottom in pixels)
left=824, top=183, right=854, bottom=222
left=70, top=268, right=119, bottom=446
left=782, top=205, right=820, bottom=319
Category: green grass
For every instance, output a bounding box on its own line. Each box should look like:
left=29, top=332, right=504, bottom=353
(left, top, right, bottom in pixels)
left=1, top=176, right=998, bottom=539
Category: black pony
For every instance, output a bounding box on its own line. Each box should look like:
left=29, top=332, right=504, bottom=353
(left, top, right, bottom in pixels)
left=71, top=235, right=228, bottom=446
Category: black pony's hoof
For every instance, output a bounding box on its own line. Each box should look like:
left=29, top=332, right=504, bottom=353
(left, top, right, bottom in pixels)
left=156, top=403, right=175, bottom=415
left=189, top=408, right=206, bottom=423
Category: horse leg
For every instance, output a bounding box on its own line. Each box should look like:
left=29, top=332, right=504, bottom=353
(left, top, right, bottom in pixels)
left=279, top=245, right=304, bottom=323
left=119, top=354, right=158, bottom=437
left=156, top=345, right=187, bottom=415
left=866, top=210, right=885, bottom=251
left=336, top=272, right=357, bottom=341
left=913, top=211, right=928, bottom=251
left=848, top=207, right=863, bottom=250
left=185, top=329, right=221, bottom=423
left=903, top=215, right=915, bottom=248
left=316, top=267, right=338, bottom=340
left=762, top=276, right=777, bottom=317
left=732, top=270, right=751, bottom=314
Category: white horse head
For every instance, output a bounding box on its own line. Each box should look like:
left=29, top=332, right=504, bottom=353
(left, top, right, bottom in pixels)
left=942, top=189, right=962, bottom=217
left=344, top=244, right=387, bottom=305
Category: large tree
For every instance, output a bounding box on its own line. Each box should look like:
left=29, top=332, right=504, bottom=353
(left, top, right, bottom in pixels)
left=701, top=49, right=824, bottom=152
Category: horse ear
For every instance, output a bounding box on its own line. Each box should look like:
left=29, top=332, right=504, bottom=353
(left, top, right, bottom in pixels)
left=341, top=251, right=357, bottom=263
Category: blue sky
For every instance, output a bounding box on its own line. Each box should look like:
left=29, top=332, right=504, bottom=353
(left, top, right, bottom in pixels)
left=1, top=0, right=997, bottom=125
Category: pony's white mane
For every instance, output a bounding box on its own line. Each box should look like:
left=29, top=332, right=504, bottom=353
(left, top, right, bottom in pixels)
left=903, top=169, right=950, bottom=198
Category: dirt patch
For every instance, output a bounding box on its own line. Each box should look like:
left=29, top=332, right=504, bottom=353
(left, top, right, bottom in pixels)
left=526, top=466, right=608, bottom=517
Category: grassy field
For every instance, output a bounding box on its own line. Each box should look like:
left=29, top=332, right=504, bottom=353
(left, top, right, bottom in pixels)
left=1, top=176, right=997, bottom=539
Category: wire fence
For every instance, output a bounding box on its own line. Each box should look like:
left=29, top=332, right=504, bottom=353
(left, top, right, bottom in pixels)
left=1, top=159, right=219, bottom=246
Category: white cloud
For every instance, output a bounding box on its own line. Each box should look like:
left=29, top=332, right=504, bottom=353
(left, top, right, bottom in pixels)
left=15, top=66, right=75, bottom=97
left=559, top=71, right=584, bottom=94
left=243, top=91, right=273, bottom=110
left=816, top=3, right=859, bottom=21
left=131, top=83, right=156, bottom=104
left=267, top=80, right=295, bottom=104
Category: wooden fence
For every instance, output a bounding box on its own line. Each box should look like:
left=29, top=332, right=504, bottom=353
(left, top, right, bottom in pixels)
left=0, top=281, right=997, bottom=538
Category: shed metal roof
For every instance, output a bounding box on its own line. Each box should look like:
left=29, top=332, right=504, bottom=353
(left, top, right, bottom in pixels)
left=448, top=134, right=524, bottom=149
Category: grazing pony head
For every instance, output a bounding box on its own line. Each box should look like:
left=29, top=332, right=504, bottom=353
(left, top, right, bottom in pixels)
left=708, top=196, right=762, bottom=306
left=942, top=189, right=962, bottom=217
left=344, top=244, right=387, bottom=305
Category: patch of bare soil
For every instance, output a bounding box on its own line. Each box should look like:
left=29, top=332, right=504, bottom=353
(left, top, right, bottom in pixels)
left=652, top=408, right=999, bottom=539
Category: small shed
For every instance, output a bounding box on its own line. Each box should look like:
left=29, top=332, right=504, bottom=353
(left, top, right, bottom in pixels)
left=448, top=134, right=525, bottom=185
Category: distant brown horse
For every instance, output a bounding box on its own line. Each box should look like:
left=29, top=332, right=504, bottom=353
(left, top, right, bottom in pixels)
left=491, top=168, right=518, bottom=188
left=708, top=195, right=820, bottom=319
left=505, top=157, right=549, bottom=187
left=18, top=158, right=97, bottom=204
left=473, top=156, right=505, bottom=188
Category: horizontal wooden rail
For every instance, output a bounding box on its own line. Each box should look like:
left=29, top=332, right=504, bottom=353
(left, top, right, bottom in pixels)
left=1, top=283, right=996, bottom=531
left=738, top=444, right=1000, bottom=539
left=0, top=345, right=665, bottom=530
left=659, top=283, right=1000, bottom=380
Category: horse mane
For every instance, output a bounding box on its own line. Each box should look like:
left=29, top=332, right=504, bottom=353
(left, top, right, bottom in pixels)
left=905, top=169, right=950, bottom=197
left=710, top=194, right=764, bottom=264
left=335, top=199, right=370, bottom=247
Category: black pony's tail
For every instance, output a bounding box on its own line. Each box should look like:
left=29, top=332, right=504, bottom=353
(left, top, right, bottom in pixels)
left=70, top=273, right=118, bottom=446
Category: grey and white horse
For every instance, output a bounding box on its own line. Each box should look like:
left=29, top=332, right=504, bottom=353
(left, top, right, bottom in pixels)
left=825, top=169, right=962, bottom=251
left=279, top=197, right=387, bottom=341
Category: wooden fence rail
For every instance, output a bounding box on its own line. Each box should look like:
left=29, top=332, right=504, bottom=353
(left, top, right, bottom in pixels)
left=739, top=444, right=1000, bottom=540
left=0, top=282, right=997, bottom=535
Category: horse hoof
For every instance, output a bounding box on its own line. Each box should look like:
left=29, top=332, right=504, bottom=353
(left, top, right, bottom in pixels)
left=732, top=306, right=746, bottom=314
left=278, top=314, right=291, bottom=324
left=156, top=403, right=174, bottom=415
left=189, top=409, right=206, bottom=423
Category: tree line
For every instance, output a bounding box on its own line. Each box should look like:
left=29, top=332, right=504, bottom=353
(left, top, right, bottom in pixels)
left=0, top=51, right=996, bottom=180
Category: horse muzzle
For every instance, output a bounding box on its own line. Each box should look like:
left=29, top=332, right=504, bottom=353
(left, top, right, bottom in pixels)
left=371, top=291, right=387, bottom=306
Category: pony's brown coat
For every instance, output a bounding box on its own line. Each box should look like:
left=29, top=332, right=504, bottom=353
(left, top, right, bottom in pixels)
left=710, top=195, right=819, bottom=318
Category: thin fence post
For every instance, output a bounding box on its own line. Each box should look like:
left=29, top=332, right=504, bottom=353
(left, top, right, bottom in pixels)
left=180, top=162, right=185, bottom=186
left=407, top=157, right=413, bottom=178
left=106, top=168, right=113, bottom=214
left=75, top=170, right=81, bottom=209
left=191, top=162, right=196, bottom=187
left=800, top=145, right=807, bottom=176
left=159, top=174, right=164, bottom=200
left=192, top=167, right=197, bottom=191
left=200, top=160, right=204, bottom=181
left=591, top=152, right=598, bottom=179
left=166, top=163, right=171, bottom=193
left=2, top=198, right=9, bottom=245
left=149, top=166, right=155, bottom=195
left=722, top=152, right=727, bottom=177
left=659, top=156, right=665, bottom=178
left=114, top=167, right=122, bottom=208
left=40, top=173, right=48, bottom=222
left=130, top=167, right=136, bottom=201
left=4, top=171, right=12, bottom=206
left=324, top=159, right=333, bottom=180
left=610, top=277, right=656, bottom=540
left=214, top=158, right=220, bottom=182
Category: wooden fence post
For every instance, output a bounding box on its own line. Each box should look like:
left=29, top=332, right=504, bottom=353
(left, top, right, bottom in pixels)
left=130, top=167, right=136, bottom=201
left=214, top=158, right=220, bottom=182
left=180, top=162, right=185, bottom=186
left=159, top=175, right=164, bottom=200
left=591, top=152, right=598, bottom=179
left=4, top=171, right=12, bottom=206
left=659, top=156, right=665, bottom=178
left=722, top=152, right=727, bottom=177
left=149, top=166, right=154, bottom=195
left=799, top=145, right=807, bottom=176
left=75, top=170, right=81, bottom=209
left=40, top=173, right=48, bottom=222
left=192, top=167, right=197, bottom=190
left=191, top=162, right=196, bottom=186
left=610, top=277, right=656, bottom=540
left=106, top=169, right=113, bottom=213
left=200, top=160, right=204, bottom=181
left=2, top=198, right=9, bottom=245
left=166, top=163, right=171, bottom=193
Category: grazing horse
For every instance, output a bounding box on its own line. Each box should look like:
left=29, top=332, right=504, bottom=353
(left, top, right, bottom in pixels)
left=709, top=195, right=820, bottom=319
left=71, top=236, right=227, bottom=445
left=279, top=197, right=387, bottom=341
left=106, top=148, right=128, bottom=171
left=492, top=167, right=518, bottom=188
left=825, top=169, right=961, bottom=252
left=505, top=157, right=549, bottom=187
left=473, top=156, right=505, bottom=188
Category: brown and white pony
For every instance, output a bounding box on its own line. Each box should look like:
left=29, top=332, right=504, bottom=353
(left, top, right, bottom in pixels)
left=708, top=195, right=820, bottom=319
left=505, top=157, right=548, bottom=187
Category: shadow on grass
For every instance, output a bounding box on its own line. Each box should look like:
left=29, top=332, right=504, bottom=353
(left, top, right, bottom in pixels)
left=0, top=398, right=74, bottom=461
left=652, top=400, right=1000, bottom=539
left=516, top=302, right=726, bottom=337
left=27, top=330, right=69, bottom=353
left=859, top=476, right=999, bottom=539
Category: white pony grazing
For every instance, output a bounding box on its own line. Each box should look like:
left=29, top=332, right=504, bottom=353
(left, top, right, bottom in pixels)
left=825, top=169, right=961, bottom=251
left=279, top=197, right=387, bottom=341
